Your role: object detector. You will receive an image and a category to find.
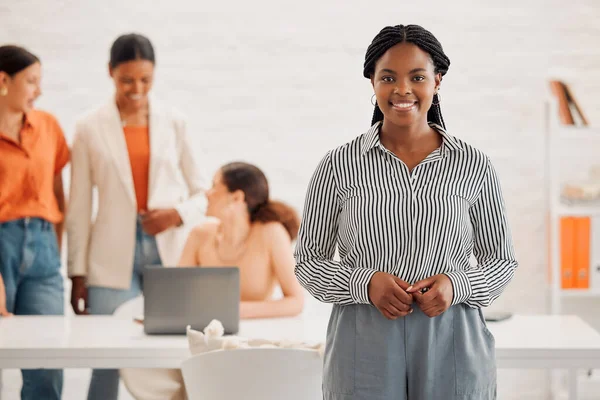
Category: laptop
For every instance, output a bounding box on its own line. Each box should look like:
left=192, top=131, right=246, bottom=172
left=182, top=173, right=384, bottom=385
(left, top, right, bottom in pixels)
left=142, top=266, right=240, bottom=335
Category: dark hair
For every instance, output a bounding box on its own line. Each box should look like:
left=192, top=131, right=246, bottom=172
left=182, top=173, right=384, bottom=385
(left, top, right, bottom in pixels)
left=109, top=33, right=155, bottom=68
left=0, top=45, right=40, bottom=77
left=220, top=162, right=300, bottom=241
left=363, top=25, right=451, bottom=128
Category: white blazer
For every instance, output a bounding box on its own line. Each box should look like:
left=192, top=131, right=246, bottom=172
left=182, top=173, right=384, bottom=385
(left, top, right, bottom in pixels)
left=66, top=98, right=208, bottom=289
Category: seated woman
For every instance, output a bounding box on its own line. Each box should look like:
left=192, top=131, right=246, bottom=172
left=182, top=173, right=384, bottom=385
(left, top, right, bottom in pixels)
left=121, top=162, right=304, bottom=400
left=178, top=161, right=304, bottom=318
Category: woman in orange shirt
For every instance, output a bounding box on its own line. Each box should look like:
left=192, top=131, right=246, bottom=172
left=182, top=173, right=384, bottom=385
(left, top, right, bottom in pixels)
left=0, top=45, right=69, bottom=400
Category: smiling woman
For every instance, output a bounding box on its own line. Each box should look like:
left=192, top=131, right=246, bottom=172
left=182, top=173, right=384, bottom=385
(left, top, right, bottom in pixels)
left=365, top=25, right=450, bottom=129
left=0, top=44, right=69, bottom=400
left=109, top=34, right=155, bottom=125
left=65, top=33, right=209, bottom=400
left=294, top=25, right=518, bottom=400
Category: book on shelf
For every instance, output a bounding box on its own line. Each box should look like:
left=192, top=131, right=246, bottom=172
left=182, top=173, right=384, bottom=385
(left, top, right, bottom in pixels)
left=558, top=216, right=600, bottom=290
left=574, top=217, right=591, bottom=289
left=560, top=217, right=576, bottom=288
left=548, top=80, right=589, bottom=126
left=591, top=217, right=600, bottom=291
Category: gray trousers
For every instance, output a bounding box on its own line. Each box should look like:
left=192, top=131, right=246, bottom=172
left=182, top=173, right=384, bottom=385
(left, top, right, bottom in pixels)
left=323, top=303, right=496, bottom=400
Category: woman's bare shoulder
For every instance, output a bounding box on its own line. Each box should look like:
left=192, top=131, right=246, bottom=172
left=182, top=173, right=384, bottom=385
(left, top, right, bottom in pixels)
left=257, top=221, right=291, bottom=244
left=190, top=218, right=220, bottom=242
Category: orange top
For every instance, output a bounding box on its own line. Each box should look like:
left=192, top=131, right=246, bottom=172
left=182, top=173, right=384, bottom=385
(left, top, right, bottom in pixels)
left=0, top=110, right=70, bottom=224
left=123, top=125, right=150, bottom=212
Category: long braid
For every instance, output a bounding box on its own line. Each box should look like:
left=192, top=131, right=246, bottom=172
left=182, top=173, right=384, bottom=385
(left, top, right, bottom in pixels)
left=363, top=25, right=451, bottom=128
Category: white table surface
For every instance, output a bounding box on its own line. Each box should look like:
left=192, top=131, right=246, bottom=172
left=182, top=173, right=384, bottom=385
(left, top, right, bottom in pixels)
left=1, top=314, right=600, bottom=370
left=0, top=313, right=327, bottom=369
left=491, top=314, right=600, bottom=369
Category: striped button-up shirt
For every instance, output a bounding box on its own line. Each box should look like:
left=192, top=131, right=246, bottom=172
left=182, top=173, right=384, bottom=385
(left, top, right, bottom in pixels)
left=294, top=122, right=517, bottom=309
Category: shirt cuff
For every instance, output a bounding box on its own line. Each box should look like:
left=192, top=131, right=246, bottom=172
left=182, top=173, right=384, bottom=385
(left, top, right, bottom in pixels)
left=444, top=270, right=473, bottom=305
left=349, top=268, right=378, bottom=304
left=174, top=202, right=192, bottom=226
left=67, top=259, right=87, bottom=278
left=175, top=196, right=206, bottom=227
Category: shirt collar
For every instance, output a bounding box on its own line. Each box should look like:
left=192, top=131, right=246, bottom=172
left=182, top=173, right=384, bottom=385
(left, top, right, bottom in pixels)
left=22, top=112, right=35, bottom=130
left=360, top=121, right=382, bottom=156
left=429, top=122, right=462, bottom=153
left=360, top=121, right=463, bottom=157
left=0, top=113, right=34, bottom=144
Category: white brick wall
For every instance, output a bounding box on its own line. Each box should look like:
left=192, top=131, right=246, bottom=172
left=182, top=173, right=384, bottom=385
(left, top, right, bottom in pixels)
left=2, top=0, right=600, bottom=398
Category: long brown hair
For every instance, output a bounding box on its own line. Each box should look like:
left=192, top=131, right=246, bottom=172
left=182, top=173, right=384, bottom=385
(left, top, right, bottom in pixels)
left=220, top=162, right=300, bottom=240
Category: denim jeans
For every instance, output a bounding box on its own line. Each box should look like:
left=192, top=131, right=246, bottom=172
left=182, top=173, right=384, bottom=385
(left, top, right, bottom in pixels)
left=86, top=216, right=163, bottom=400
left=0, top=217, right=64, bottom=400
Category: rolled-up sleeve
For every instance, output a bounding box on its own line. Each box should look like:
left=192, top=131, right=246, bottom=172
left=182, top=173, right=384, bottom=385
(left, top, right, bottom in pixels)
left=294, top=152, right=377, bottom=305
left=445, top=159, right=518, bottom=308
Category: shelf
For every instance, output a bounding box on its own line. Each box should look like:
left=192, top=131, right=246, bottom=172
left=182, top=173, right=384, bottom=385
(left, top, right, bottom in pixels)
left=553, top=204, right=600, bottom=217
left=546, top=101, right=600, bottom=315
left=553, top=125, right=600, bottom=139
left=559, top=289, right=600, bottom=298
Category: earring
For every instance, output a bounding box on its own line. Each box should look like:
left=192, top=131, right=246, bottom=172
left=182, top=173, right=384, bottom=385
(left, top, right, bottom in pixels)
left=432, top=91, right=441, bottom=106
left=371, top=94, right=377, bottom=106
left=0, top=87, right=7, bottom=96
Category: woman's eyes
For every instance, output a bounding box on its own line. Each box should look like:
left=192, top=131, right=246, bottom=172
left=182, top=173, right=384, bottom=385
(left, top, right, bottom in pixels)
left=381, top=75, right=426, bottom=83
left=120, top=78, right=151, bottom=84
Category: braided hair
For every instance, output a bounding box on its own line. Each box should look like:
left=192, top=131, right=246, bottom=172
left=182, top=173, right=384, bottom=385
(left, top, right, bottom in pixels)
left=363, top=25, right=450, bottom=128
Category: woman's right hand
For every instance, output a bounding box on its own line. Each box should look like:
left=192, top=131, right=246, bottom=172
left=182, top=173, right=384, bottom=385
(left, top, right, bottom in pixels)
left=70, top=276, right=89, bottom=315
left=367, top=272, right=413, bottom=320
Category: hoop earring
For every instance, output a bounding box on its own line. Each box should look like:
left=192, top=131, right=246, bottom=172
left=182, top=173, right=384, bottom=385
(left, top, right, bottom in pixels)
left=371, top=94, right=377, bottom=106
left=432, top=92, right=441, bottom=106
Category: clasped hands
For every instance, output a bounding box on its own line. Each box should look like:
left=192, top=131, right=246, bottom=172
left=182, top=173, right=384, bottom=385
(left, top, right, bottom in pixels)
left=367, top=272, right=453, bottom=320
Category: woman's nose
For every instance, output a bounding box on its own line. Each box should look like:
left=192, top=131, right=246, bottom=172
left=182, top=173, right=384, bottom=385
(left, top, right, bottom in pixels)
left=394, top=81, right=411, bottom=95
left=134, top=80, right=144, bottom=94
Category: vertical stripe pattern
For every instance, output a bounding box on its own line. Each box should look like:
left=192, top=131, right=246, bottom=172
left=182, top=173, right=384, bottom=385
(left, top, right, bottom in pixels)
left=294, top=122, right=517, bottom=308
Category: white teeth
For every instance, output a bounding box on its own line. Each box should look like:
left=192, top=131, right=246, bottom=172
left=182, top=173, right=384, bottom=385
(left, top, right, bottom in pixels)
left=393, top=103, right=415, bottom=109
left=129, top=95, right=142, bottom=100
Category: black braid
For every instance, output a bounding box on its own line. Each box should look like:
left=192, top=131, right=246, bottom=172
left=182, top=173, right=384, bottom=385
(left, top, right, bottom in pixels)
left=363, top=25, right=451, bottom=128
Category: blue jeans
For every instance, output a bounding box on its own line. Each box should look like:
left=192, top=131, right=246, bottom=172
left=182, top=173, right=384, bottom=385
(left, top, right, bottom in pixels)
left=86, top=216, right=163, bottom=400
left=0, top=217, right=64, bottom=400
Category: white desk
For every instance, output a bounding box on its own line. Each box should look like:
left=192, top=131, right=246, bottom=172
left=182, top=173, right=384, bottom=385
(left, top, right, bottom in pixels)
left=492, top=315, right=600, bottom=369
left=1, top=314, right=599, bottom=399
left=491, top=315, right=600, bottom=400
left=0, top=314, right=326, bottom=369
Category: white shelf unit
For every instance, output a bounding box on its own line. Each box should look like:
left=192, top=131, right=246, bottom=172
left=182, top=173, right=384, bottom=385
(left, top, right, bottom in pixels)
left=547, top=101, right=600, bottom=314
left=560, top=289, right=600, bottom=298
left=554, top=204, right=600, bottom=218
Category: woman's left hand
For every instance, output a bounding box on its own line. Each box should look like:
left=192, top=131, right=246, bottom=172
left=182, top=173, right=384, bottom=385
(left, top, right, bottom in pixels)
left=406, top=274, right=454, bottom=318
left=141, top=209, right=182, bottom=235
left=0, top=308, right=13, bottom=317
